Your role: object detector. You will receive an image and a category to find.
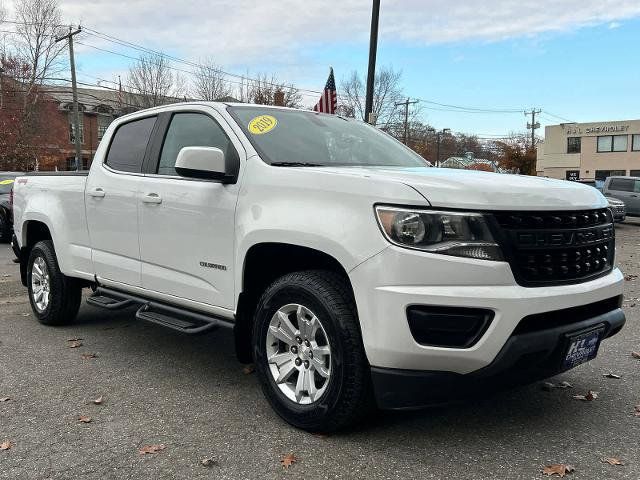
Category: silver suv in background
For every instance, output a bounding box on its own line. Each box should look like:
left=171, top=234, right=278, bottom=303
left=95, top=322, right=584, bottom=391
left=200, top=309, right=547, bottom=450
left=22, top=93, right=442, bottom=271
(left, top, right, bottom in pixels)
left=602, top=176, right=640, bottom=217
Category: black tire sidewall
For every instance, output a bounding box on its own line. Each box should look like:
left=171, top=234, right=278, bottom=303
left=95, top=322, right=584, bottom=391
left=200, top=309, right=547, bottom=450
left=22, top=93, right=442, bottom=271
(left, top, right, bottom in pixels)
left=26, top=240, right=78, bottom=325
left=253, top=273, right=363, bottom=430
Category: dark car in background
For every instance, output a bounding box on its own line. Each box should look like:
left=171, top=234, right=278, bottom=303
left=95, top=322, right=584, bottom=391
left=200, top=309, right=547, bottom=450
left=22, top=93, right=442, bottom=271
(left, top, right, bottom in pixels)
left=0, top=172, right=21, bottom=242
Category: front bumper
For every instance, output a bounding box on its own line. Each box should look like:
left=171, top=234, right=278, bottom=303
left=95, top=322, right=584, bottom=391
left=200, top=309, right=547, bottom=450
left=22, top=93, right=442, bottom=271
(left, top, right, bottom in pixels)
left=371, top=305, right=625, bottom=409
left=350, top=246, right=625, bottom=375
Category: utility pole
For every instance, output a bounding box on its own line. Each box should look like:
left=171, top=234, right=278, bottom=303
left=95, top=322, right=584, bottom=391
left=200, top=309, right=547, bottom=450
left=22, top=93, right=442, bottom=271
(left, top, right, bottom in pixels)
left=525, top=108, right=541, bottom=149
left=365, top=0, right=380, bottom=124
left=56, top=26, right=83, bottom=170
left=395, top=97, right=419, bottom=144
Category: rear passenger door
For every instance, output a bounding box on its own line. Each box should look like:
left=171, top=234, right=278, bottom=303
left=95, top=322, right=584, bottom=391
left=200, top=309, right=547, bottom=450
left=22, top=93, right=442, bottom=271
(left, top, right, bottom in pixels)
left=138, top=107, right=243, bottom=309
left=86, top=115, right=157, bottom=287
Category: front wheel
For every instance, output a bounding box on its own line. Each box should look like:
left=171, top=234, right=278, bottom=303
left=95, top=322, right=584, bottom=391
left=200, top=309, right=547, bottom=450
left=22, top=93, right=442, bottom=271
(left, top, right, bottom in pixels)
left=252, top=270, right=373, bottom=432
left=27, top=240, right=82, bottom=325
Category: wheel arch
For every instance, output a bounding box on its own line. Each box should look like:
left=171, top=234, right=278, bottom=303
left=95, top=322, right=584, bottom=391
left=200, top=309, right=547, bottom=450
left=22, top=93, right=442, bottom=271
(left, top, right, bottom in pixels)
left=18, top=220, right=54, bottom=286
left=234, top=242, right=356, bottom=363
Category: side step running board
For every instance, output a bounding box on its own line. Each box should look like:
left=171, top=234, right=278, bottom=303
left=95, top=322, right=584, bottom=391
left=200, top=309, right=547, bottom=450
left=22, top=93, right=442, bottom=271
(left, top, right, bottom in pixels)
left=87, top=287, right=233, bottom=334
left=135, top=303, right=221, bottom=334
left=87, top=294, right=135, bottom=310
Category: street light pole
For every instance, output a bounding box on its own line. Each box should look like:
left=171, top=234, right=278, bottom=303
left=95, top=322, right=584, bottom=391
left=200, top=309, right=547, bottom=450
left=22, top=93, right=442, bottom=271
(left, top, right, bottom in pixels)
left=435, top=128, right=450, bottom=167
left=364, top=0, right=380, bottom=124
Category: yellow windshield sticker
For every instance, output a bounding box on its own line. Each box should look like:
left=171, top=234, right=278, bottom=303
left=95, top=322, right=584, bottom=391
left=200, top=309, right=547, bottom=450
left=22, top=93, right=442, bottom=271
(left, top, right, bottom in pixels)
left=248, top=115, right=277, bottom=135
left=0, top=179, right=14, bottom=185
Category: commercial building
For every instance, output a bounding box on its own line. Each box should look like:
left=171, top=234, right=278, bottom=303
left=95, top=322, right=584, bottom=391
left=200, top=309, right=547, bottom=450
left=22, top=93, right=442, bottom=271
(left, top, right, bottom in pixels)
left=536, top=119, right=640, bottom=184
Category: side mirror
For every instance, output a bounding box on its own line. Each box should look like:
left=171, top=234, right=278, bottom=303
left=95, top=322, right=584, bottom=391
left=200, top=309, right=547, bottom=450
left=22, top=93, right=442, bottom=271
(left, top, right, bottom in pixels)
left=174, top=146, right=239, bottom=183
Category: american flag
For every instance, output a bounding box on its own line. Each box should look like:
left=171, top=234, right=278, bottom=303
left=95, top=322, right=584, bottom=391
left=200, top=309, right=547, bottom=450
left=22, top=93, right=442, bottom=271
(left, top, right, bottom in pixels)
left=313, top=67, right=337, bottom=114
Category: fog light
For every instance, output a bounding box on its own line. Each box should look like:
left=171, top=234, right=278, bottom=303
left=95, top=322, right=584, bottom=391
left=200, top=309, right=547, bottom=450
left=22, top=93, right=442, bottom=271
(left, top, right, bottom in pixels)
left=406, top=305, right=494, bottom=348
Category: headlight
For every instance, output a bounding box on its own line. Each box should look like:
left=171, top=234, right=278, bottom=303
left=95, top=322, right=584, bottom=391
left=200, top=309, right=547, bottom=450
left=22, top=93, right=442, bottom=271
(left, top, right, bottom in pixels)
left=375, top=206, right=503, bottom=261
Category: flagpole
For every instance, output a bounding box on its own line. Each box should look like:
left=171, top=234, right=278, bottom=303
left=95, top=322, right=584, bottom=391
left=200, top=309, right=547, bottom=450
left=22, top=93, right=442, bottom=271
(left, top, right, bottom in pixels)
left=365, top=0, right=380, bottom=124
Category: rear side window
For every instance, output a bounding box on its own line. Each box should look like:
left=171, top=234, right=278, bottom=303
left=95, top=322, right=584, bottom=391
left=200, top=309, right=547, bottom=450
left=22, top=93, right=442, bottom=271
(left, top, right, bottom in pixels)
left=157, top=113, right=237, bottom=176
left=608, top=178, right=634, bottom=192
left=105, top=116, right=157, bottom=173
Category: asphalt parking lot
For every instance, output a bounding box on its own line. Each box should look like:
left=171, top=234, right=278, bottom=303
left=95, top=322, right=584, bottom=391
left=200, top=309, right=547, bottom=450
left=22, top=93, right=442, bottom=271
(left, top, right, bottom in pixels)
left=0, top=221, right=639, bottom=480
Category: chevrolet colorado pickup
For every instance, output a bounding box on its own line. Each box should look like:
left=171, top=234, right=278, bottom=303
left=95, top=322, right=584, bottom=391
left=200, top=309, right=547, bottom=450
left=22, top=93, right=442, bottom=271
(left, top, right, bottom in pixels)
left=11, top=102, right=625, bottom=432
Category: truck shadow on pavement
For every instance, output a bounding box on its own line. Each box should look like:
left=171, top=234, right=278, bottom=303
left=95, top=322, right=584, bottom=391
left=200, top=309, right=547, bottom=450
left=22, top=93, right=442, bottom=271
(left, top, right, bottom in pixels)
left=70, top=300, right=614, bottom=442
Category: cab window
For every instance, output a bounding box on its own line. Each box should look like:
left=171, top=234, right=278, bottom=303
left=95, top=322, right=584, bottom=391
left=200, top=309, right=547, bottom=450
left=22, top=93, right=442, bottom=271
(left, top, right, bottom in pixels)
left=105, top=116, right=157, bottom=173
left=157, top=113, right=238, bottom=176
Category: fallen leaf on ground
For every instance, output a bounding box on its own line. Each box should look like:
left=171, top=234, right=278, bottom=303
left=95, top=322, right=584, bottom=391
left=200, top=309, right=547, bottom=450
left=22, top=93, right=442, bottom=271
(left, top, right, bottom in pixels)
left=572, top=391, right=598, bottom=401
left=603, top=372, right=621, bottom=379
left=634, top=405, right=640, bottom=417
left=0, top=441, right=12, bottom=451
left=80, top=353, right=97, bottom=360
left=624, top=274, right=637, bottom=281
left=68, top=341, right=82, bottom=348
left=541, top=381, right=573, bottom=391
left=312, top=432, right=329, bottom=439
left=201, top=458, right=218, bottom=467
left=542, top=464, right=575, bottom=477
left=21, top=313, right=29, bottom=317
left=632, top=351, right=640, bottom=359
left=78, top=415, right=92, bottom=423
left=93, top=396, right=103, bottom=405
left=67, top=337, right=83, bottom=342
left=280, top=453, right=296, bottom=469
left=242, top=364, right=255, bottom=375
left=139, top=444, right=165, bottom=455
left=0, top=397, right=10, bottom=402
left=602, top=457, right=624, bottom=466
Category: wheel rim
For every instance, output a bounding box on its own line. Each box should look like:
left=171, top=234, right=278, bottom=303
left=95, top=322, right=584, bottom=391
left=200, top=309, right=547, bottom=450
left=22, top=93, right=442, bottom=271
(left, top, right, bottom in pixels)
left=265, top=303, right=332, bottom=405
left=31, top=256, right=51, bottom=313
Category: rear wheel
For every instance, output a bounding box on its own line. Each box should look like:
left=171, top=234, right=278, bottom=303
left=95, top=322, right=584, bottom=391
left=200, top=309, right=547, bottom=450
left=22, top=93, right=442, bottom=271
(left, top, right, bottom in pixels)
left=27, top=240, right=82, bottom=325
left=253, top=270, right=373, bottom=432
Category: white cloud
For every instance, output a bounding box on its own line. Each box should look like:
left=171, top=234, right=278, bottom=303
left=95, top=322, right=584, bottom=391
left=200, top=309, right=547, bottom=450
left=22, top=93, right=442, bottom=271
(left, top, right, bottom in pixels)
left=56, top=0, right=640, bottom=68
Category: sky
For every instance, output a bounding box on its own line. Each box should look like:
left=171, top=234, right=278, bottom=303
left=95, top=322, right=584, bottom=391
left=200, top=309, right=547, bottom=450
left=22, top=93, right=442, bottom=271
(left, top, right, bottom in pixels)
left=6, top=0, right=640, bottom=137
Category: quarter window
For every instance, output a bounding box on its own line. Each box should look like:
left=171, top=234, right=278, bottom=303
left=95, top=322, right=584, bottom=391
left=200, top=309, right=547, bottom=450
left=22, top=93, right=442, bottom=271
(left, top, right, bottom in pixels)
left=567, top=137, right=581, bottom=153
left=157, top=113, right=238, bottom=176
left=105, top=116, right=157, bottom=173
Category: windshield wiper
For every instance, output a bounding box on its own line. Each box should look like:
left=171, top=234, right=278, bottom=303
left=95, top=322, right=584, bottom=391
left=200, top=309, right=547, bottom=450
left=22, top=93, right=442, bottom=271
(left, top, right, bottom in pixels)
left=270, top=162, right=325, bottom=167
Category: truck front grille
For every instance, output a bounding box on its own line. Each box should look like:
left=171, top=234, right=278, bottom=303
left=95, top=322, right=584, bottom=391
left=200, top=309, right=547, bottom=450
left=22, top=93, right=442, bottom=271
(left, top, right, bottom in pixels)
left=491, top=208, right=615, bottom=287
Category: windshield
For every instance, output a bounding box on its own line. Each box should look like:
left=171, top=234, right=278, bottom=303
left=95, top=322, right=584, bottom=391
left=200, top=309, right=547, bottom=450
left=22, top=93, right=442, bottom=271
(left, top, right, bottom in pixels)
left=229, top=106, right=429, bottom=168
left=0, top=178, right=15, bottom=194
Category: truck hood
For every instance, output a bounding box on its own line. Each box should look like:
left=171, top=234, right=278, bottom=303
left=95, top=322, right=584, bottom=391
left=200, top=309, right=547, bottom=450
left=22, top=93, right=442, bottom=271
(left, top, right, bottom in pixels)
left=309, top=166, right=607, bottom=211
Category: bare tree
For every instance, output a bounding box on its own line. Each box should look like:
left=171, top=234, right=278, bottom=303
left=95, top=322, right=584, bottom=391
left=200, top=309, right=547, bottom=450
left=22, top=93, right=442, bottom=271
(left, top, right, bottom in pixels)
left=238, top=73, right=302, bottom=108
left=340, top=65, right=404, bottom=127
left=191, top=58, right=232, bottom=101
left=127, top=53, right=183, bottom=108
left=13, top=0, right=65, bottom=92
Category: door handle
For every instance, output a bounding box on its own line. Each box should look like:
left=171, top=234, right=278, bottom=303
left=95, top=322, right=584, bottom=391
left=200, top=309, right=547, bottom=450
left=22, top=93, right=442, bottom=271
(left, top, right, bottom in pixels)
left=142, top=193, right=162, bottom=204
left=88, top=187, right=105, bottom=198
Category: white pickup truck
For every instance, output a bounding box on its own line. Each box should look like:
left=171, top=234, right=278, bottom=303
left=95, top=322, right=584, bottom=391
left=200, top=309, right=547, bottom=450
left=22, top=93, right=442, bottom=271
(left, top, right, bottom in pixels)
left=12, top=102, right=625, bottom=432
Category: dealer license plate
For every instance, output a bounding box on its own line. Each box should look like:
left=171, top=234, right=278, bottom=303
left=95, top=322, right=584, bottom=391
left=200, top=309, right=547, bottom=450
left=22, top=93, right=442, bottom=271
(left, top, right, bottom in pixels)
left=562, top=327, right=604, bottom=371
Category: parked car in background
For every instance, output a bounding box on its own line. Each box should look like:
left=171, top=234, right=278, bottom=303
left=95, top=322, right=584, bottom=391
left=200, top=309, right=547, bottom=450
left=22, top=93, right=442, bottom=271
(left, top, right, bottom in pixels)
left=602, top=176, right=640, bottom=217
left=578, top=180, right=626, bottom=222
left=0, top=172, right=21, bottom=242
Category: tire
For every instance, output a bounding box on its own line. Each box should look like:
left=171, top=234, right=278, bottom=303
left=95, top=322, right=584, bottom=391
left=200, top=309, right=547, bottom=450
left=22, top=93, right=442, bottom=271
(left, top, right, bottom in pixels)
left=252, top=270, right=373, bottom=432
left=27, top=240, right=82, bottom=326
